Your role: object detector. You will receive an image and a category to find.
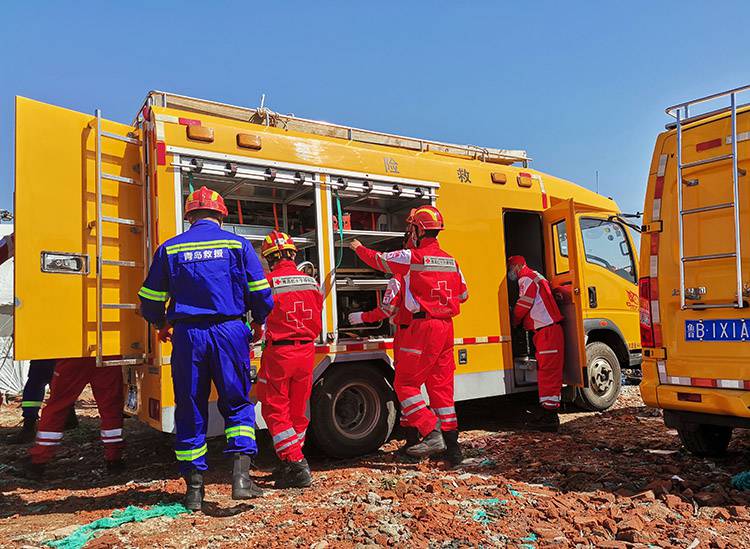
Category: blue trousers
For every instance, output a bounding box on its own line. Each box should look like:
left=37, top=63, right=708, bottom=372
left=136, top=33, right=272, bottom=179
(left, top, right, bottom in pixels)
left=171, top=318, right=256, bottom=473
left=22, top=359, right=56, bottom=420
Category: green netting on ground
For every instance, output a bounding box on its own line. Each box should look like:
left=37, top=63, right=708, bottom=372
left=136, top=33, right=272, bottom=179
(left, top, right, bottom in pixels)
left=45, top=503, right=191, bottom=549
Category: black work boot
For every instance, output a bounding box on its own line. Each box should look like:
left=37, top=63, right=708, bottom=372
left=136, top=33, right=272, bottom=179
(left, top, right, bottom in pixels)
left=270, top=462, right=287, bottom=481
left=525, top=407, right=560, bottom=433
left=442, top=430, right=464, bottom=466
left=184, top=469, right=204, bottom=511
left=232, top=453, right=264, bottom=499
left=23, top=461, right=45, bottom=481
left=397, top=427, right=420, bottom=457
left=9, top=417, right=37, bottom=444
left=105, top=459, right=126, bottom=475
left=63, top=408, right=79, bottom=431
left=275, top=459, right=312, bottom=489
left=406, top=430, right=446, bottom=458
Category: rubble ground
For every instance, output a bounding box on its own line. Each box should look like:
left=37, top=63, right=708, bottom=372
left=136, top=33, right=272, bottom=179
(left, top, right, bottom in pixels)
left=1, top=386, right=750, bottom=548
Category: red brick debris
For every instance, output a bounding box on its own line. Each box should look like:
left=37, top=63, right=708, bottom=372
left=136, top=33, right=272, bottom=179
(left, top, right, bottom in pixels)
left=1, top=387, right=750, bottom=548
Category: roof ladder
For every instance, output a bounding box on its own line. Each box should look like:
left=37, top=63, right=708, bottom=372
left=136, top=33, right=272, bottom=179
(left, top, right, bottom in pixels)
left=671, top=89, right=744, bottom=310
left=93, top=109, right=147, bottom=367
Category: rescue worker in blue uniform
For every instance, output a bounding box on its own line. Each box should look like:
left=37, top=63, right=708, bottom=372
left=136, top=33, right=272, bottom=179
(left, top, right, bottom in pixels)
left=138, top=186, right=273, bottom=511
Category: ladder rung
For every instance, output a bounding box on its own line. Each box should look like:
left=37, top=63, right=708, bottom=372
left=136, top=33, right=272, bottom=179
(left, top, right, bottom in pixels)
left=681, top=202, right=734, bottom=215
left=103, top=172, right=141, bottom=186
left=102, top=259, right=140, bottom=267
left=685, top=302, right=742, bottom=310
left=103, top=303, right=138, bottom=310
left=101, top=130, right=140, bottom=145
left=682, top=252, right=737, bottom=263
left=681, top=154, right=733, bottom=169
left=102, top=216, right=140, bottom=227
left=103, top=357, right=145, bottom=367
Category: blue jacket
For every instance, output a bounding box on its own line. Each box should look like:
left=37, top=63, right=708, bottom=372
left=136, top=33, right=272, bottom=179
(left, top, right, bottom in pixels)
left=138, top=219, right=273, bottom=326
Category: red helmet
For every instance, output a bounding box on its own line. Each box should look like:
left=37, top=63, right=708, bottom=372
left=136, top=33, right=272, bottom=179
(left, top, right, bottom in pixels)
left=508, top=255, right=527, bottom=269
left=261, top=230, right=297, bottom=257
left=406, top=205, right=444, bottom=231
left=184, top=186, right=228, bottom=218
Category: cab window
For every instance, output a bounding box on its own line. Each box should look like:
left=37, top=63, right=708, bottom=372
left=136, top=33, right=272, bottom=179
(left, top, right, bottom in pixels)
left=552, top=221, right=569, bottom=274
left=580, top=218, right=636, bottom=284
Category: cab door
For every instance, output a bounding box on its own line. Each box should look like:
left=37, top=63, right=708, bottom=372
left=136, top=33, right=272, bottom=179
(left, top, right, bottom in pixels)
left=542, top=199, right=586, bottom=386
left=15, top=97, right=147, bottom=362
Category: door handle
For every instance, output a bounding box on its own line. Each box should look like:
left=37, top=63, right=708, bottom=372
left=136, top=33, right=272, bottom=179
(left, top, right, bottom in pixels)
left=588, top=286, right=598, bottom=308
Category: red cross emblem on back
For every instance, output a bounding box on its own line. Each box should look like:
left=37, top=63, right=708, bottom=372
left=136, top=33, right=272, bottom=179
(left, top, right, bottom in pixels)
left=287, top=300, right=313, bottom=328
left=431, top=280, right=452, bottom=306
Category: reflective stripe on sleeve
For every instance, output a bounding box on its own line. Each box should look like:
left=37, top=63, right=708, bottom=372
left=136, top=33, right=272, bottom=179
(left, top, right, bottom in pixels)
left=225, top=426, right=256, bottom=440
left=401, top=347, right=422, bottom=355
left=138, top=286, right=169, bottom=302
left=248, top=279, right=271, bottom=292
left=21, top=401, right=43, bottom=408
left=175, top=444, right=208, bottom=461
left=537, top=349, right=559, bottom=355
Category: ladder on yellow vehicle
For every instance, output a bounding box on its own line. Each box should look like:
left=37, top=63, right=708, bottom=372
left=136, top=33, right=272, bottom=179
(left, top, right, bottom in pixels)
left=668, top=84, right=750, bottom=310
left=91, top=109, right=149, bottom=367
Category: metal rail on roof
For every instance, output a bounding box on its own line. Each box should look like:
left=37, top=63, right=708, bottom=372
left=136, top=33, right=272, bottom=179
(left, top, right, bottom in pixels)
left=140, top=90, right=529, bottom=166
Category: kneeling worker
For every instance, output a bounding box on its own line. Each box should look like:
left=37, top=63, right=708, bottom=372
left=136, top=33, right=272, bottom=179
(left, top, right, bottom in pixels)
left=257, top=231, right=323, bottom=488
left=508, top=255, right=564, bottom=432
left=139, top=186, right=274, bottom=510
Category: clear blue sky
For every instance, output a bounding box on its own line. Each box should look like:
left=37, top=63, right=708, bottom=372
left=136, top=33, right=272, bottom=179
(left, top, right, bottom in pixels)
left=1, top=1, right=749, bottom=216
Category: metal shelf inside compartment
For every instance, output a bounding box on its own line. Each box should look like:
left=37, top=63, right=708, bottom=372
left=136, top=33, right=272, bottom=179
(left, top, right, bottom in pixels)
left=221, top=223, right=317, bottom=249
left=335, top=277, right=389, bottom=290
left=333, top=229, right=404, bottom=246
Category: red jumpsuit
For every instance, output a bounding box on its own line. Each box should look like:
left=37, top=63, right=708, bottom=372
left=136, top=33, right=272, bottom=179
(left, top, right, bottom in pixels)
left=30, top=358, right=124, bottom=464
left=257, top=260, right=323, bottom=462
left=512, top=265, right=565, bottom=410
left=356, top=238, right=468, bottom=436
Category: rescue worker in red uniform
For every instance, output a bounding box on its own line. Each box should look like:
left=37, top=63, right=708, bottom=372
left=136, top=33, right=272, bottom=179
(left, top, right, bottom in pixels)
left=257, top=231, right=323, bottom=488
left=27, top=357, right=125, bottom=477
left=350, top=206, right=468, bottom=459
left=508, top=255, right=565, bottom=432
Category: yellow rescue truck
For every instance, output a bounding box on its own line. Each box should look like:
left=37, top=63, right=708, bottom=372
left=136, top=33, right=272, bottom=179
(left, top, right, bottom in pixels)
left=14, top=91, right=641, bottom=457
left=640, top=85, right=750, bottom=456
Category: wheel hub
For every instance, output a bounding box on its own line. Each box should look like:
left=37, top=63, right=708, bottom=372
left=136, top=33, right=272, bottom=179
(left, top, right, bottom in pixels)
left=589, top=357, right=614, bottom=396
left=332, top=382, right=381, bottom=441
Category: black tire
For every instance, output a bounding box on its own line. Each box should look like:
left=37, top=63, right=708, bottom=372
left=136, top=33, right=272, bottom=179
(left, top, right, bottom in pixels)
left=575, top=341, right=622, bottom=411
left=677, top=424, right=733, bottom=457
left=309, top=363, right=397, bottom=459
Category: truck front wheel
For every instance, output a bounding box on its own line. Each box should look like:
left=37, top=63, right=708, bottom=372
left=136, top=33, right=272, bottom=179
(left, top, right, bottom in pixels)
left=309, top=363, right=397, bottom=458
left=575, top=341, right=622, bottom=411
left=677, top=424, right=733, bottom=457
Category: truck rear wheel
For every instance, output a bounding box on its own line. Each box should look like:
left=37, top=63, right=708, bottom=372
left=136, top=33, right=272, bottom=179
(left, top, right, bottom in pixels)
left=575, top=341, right=621, bottom=411
left=677, top=424, right=733, bottom=457
left=309, top=363, right=397, bottom=458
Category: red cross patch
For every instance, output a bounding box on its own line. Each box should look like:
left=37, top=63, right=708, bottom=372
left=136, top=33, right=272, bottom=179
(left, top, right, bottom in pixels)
left=286, top=301, right=313, bottom=328
left=431, top=280, right=452, bottom=306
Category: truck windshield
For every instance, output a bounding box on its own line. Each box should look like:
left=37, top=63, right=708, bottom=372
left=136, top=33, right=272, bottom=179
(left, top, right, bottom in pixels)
left=580, top=218, right=636, bottom=284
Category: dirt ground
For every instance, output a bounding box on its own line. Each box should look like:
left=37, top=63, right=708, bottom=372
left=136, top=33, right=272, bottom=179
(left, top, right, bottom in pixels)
left=1, top=386, right=750, bottom=548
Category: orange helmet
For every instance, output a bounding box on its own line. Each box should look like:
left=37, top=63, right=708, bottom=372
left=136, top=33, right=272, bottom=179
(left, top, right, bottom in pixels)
left=184, top=186, right=228, bottom=218
left=261, top=230, right=297, bottom=257
left=407, top=205, right=444, bottom=231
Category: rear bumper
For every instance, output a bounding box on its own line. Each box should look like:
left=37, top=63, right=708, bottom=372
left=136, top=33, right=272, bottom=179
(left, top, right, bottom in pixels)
left=664, top=409, right=750, bottom=430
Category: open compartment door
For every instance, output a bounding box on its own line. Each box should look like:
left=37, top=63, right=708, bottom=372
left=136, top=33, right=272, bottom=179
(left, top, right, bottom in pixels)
left=542, top=199, right=586, bottom=386
left=14, top=97, right=146, bottom=362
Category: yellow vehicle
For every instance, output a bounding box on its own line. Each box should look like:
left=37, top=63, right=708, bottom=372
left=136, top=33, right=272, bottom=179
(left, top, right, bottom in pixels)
left=14, top=91, right=641, bottom=457
left=640, top=85, right=750, bottom=456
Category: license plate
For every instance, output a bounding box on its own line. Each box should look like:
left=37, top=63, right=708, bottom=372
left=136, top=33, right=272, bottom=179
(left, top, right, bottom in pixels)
left=685, top=319, right=750, bottom=341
